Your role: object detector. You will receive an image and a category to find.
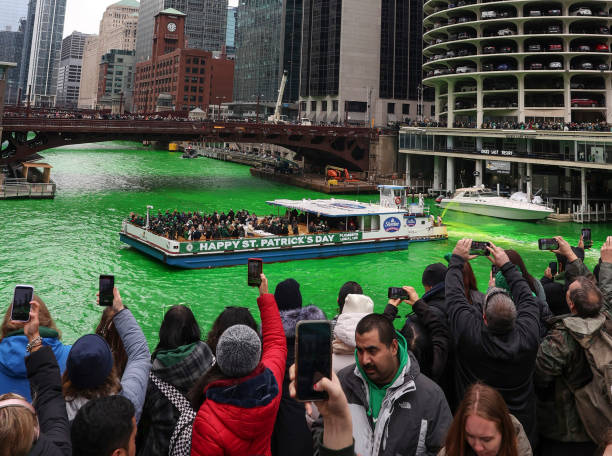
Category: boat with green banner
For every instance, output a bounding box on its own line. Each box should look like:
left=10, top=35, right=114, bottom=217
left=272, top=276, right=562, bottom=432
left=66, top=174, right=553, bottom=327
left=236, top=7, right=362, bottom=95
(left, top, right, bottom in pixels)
left=119, top=186, right=448, bottom=268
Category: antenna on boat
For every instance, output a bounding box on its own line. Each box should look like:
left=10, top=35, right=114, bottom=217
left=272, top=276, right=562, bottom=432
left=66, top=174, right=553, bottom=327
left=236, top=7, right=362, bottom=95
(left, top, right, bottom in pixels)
left=146, top=205, right=154, bottom=230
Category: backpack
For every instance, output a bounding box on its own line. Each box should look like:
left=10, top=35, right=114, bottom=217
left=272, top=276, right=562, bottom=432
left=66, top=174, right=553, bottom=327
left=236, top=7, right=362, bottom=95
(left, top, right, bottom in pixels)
left=562, top=313, right=612, bottom=444
left=150, top=373, right=196, bottom=456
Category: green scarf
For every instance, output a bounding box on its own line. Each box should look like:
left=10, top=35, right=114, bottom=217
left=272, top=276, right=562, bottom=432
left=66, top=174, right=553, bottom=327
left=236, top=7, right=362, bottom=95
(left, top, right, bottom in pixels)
left=355, top=331, right=408, bottom=421
left=6, top=326, right=59, bottom=339
left=154, top=341, right=199, bottom=367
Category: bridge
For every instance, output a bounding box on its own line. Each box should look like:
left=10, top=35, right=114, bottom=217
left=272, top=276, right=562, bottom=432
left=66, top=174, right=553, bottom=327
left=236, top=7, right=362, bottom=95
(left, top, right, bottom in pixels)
left=1, top=115, right=377, bottom=171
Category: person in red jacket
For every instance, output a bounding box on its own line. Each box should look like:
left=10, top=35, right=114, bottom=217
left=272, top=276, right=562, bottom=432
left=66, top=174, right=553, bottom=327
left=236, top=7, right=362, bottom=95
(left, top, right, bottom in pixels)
left=191, top=274, right=287, bottom=456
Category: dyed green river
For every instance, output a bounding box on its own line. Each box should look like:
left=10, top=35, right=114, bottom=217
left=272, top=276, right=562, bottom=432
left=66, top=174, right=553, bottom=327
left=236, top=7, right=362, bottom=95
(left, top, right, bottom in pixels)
left=1, top=142, right=610, bottom=348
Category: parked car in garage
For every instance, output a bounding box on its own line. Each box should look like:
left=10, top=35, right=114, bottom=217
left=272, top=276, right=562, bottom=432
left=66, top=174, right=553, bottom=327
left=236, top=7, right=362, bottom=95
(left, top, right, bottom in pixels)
left=499, top=46, right=513, bottom=53
left=529, top=62, right=544, bottom=69
left=497, top=28, right=514, bottom=36
left=457, top=48, right=470, bottom=56
left=548, top=43, right=563, bottom=51
left=576, top=62, right=594, bottom=69
left=595, top=43, right=609, bottom=52
left=570, top=82, right=585, bottom=89
left=528, top=44, right=542, bottom=51
left=496, top=63, right=511, bottom=70
left=458, top=32, right=472, bottom=39
left=596, top=9, right=608, bottom=16
left=577, top=45, right=592, bottom=51
left=456, top=65, right=477, bottom=73
left=547, top=25, right=561, bottom=33
left=482, top=63, right=494, bottom=71
left=549, top=61, right=563, bottom=69
left=483, top=45, right=496, bottom=54
left=482, top=10, right=496, bottom=18
left=571, top=98, right=598, bottom=106
left=598, top=63, right=609, bottom=70
left=547, top=8, right=561, bottom=15
left=528, top=10, right=542, bottom=16
left=457, top=16, right=470, bottom=23
left=446, top=50, right=457, bottom=57
left=599, top=26, right=610, bottom=34
left=571, top=7, right=592, bottom=15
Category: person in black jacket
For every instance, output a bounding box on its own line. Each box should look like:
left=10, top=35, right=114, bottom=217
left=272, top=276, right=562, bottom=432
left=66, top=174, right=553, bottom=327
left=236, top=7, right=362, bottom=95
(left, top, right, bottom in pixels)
left=0, top=300, right=71, bottom=456
left=445, top=239, right=540, bottom=448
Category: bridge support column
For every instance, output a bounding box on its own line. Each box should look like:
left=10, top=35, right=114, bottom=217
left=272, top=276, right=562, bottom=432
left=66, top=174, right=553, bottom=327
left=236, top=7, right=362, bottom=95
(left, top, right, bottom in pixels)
left=526, top=163, right=533, bottom=201
left=405, top=154, right=411, bottom=187
left=518, top=163, right=526, bottom=192
left=446, top=156, right=455, bottom=193
left=581, top=167, right=587, bottom=211
left=564, top=167, right=572, bottom=195
left=475, top=159, right=483, bottom=187
left=433, top=155, right=441, bottom=191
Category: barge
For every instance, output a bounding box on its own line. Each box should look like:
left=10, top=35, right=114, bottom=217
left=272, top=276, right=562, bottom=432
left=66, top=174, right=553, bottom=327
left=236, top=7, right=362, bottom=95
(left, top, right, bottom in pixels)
left=119, top=186, right=448, bottom=269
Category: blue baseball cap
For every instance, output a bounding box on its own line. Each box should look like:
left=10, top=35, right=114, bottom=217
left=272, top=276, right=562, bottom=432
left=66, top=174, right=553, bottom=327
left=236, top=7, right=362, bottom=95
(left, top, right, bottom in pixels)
left=66, top=334, right=113, bottom=389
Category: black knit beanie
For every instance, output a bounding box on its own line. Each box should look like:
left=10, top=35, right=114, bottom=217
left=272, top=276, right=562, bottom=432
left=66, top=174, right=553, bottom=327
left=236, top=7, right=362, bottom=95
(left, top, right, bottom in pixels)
left=274, top=278, right=303, bottom=311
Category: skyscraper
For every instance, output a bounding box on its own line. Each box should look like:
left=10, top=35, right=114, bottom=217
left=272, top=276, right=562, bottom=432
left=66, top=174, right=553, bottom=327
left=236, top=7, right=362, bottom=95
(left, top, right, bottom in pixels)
left=135, top=0, right=228, bottom=63
left=225, top=5, right=236, bottom=55
left=78, top=0, right=139, bottom=109
left=0, top=19, right=25, bottom=104
left=0, top=0, right=28, bottom=32
left=56, top=31, right=90, bottom=108
left=300, top=0, right=430, bottom=125
left=24, top=0, right=67, bottom=106
left=233, top=0, right=301, bottom=104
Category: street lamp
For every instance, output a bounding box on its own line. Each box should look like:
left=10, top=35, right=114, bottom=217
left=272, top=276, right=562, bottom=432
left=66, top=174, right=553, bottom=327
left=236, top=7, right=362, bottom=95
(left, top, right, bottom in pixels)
left=146, top=205, right=154, bottom=230
left=251, top=94, right=265, bottom=123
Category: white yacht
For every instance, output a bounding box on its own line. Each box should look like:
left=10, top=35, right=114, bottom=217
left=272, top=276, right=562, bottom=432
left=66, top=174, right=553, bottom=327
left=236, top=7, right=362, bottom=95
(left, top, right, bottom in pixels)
left=438, top=186, right=554, bottom=221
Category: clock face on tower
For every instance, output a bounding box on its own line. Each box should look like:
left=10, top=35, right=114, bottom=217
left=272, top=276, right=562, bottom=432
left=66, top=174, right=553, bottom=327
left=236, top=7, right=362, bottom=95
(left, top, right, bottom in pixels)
left=167, top=22, right=177, bottom=32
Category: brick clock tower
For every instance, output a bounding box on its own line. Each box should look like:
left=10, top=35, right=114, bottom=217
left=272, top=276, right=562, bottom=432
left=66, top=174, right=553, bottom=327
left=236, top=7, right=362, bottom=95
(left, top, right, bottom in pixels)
left=152, top=8, right=186, bottom=60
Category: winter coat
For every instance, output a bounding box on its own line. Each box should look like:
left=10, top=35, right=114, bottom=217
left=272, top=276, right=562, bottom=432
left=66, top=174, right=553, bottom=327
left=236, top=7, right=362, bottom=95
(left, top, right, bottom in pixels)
left=0, top=327, right=71, bottom=401
left=437, top=414, right=532, bottom=456
left=333, top=312, right=369, bottom=373
left=65, top=308, right=151, bottom=422
left=337, top=336, right=452, bottom=456
left=26, top=346, right=71, bottom=456
left=136, top=341, right=214, bottom=456
left=535, top=260, right=612, bottom=443
left=445, top=255, right=540, bottom=446
left=272, top=306, right=325, bottom=456
left=191, top=293, right=287, bottom=456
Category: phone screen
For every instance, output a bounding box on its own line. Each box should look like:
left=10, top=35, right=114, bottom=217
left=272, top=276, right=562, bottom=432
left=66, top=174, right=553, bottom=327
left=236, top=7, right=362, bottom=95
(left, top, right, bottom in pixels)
left=538, top=238, right=559, bottom=250
left=296, top=321, right=332, bottom=401
left=99, top=275, right=114, bottom=306
left=388, top=287, right=408, bottom=299
left=549, top=261, right=558, bottom=276
left=470, top=241, right=490, bottom=256
left=11, top=286, right=34, bottom=322
left=491, top=264, right=499, bottom=276
left=581, top=228, right=591, bottom=241
left=247, top=258, right=262, bottom=287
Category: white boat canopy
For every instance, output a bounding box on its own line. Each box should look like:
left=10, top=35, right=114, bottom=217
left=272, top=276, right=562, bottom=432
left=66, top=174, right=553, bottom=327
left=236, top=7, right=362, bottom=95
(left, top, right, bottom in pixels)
left=266, top=198, right=402, bottom=217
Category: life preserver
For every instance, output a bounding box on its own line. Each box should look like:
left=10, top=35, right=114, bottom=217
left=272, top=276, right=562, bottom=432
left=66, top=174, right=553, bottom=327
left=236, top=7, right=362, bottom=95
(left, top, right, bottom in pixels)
left=394, top=197, right=402, bottom=205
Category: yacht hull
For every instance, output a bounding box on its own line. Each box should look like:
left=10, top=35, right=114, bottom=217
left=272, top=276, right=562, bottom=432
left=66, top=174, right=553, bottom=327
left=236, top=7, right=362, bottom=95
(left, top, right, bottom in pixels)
left=439, top=200, right=552, bottom=221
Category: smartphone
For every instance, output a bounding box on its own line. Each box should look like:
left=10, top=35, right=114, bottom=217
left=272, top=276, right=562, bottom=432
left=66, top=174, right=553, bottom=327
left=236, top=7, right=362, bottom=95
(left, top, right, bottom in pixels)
left=491, top=264, right=499, bottom=276
left=99, top=275, right=114, bottom=306
left=470, top=241, right=490, bottom=256
left=388, top=287, right=409, bottom=299
left=11, top=285, right=34, bottom=322
left=549, top=261, right=558, bottom=276
left=247, top=258, right=263, bottom=287
left=582, top=228, right=592, bottom=248
left=295, top=321, right=332, bottom=401
left=538, top=238, right=559, bottom=250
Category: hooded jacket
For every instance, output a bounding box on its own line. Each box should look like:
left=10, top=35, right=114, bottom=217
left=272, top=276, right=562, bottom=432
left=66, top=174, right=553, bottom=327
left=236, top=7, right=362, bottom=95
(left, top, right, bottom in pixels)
left=0, top=327, right=71, bottom=402
left=446, top=255, right=540, bottom=446
left=191, top=293, right=287, bottom=456
left=333, top=312, right=369, bottom=373
left=136, top=341, right=214, bottom=456
left=337, top=332, right=452, bottom=456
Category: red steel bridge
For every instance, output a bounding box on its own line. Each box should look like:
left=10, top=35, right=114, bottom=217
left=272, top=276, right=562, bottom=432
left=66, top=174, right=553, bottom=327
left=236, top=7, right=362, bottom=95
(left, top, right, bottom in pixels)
left=1, top=115, right=378, bottom=171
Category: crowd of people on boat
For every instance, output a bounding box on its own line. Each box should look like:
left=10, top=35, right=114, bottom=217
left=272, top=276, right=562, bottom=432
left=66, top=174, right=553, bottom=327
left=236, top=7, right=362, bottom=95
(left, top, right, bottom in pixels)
left=129, top=208, right=359, bottom=241
left=1, top=234, right=612, bottom=456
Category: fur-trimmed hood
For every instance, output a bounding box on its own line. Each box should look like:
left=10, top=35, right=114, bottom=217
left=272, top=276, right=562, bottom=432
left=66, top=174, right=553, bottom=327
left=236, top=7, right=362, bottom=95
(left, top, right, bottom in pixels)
left=279, top=305, right=327, bottom=338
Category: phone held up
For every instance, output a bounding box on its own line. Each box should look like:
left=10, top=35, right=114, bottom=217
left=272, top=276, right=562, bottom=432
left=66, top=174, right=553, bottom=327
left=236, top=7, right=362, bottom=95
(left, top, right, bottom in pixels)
left=549, top=261, right=558, bottom=276
left=99, top=275, right=115, bottom=306
left=247, top=258, right=263, bottom=287
left=491, top=264, right=499, bottom=276
left=470, top=241, right=490, bottom=256
left=295, top=320, right=332, bottom=401
left=11, top=285, right=34, bottom=322
left=388, top=287, right=409, bottom=300
left=582, top=228, right=592, bottom=248
left=538, top=238, right=559, bottom=251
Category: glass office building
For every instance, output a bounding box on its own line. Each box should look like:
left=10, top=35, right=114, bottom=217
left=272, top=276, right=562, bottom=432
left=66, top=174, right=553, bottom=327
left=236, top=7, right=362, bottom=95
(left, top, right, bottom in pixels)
left=0, top=0, right=28, bottom=32
left=0, top=19, right=25, bottom=104
left=135, top=0, right=228, bottom=62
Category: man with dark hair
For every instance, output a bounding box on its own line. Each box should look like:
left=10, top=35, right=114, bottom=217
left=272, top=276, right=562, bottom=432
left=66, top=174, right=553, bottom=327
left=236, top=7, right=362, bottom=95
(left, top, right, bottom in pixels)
left=535, top=235, right=612, bottom=455
left=71, top=396, right=136, bottom=456
left=445, top=239, right=540, bottom=447
left=337, top=313, right=451, bottom=455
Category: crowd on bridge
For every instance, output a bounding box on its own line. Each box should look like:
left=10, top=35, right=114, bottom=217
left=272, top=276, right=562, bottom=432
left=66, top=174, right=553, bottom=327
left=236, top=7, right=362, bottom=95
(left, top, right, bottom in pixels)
left=1, top=234, right=611, bottom=456
left=3, top=110, right=193, bottom=122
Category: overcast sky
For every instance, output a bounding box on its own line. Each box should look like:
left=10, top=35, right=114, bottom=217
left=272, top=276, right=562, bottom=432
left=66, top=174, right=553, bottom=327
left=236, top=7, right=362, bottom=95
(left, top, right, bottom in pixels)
left=63, top=0, right=239, bottom=37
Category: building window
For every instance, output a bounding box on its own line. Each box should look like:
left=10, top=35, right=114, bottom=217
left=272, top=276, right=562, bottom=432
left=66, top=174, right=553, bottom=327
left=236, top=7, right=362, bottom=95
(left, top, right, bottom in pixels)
left=311, top=101, right=317, bottom=111
left=300, top=101, right=307, bottom=111
left=402, top=104, right=410, bottom=115
left=321, top=100, right=327, bottom=112
left=332, top=100, right=338, bottom=111
left=346, top=101, right=367, bottom=112
left=387, top=103, right=395, bottom=114
left=431, top=106, right=435, bottom=116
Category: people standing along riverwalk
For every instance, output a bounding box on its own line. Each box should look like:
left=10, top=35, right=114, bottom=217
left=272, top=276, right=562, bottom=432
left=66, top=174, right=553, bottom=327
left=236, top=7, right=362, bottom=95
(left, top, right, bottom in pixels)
left=1, top=235, right=611, bottom=455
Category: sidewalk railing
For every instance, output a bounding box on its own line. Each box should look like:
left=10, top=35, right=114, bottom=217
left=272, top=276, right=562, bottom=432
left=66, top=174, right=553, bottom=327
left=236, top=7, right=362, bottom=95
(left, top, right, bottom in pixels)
left=0, top=178, right=56, bottom=199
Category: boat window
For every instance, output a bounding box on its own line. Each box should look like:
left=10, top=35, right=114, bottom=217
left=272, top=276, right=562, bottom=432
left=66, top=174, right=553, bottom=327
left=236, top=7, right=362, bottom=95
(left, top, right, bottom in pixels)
left=360, top=215, right=380, bottom=232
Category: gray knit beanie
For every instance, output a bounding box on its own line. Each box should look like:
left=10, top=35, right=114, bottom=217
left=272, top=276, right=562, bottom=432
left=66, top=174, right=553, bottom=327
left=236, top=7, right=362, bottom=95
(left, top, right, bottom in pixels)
left=216, top=324, right=262, bottom=377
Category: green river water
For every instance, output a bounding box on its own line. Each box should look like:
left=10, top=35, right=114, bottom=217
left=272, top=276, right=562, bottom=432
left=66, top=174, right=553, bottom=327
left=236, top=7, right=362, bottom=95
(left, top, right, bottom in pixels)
left=1, top=142, right=610, bottom=348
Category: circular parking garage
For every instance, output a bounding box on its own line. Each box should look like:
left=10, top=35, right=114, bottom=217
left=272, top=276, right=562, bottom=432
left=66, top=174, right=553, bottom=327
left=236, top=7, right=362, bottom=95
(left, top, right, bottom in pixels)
left=423, top=0, right=612, bottom=126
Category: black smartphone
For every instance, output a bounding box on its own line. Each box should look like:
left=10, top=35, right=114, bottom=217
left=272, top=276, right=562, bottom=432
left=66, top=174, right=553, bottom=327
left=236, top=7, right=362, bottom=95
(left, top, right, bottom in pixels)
left=99, top=275, right=114, bottom=306
left=549, top=261, right=558, bottom=276
left=388, top=287, right=409, bottom=299
left=11, top=285, right=34, bottom=322
left=247, top=258, right=263, bottom=287
left=295, top=321, right=332, bottom=401
left=582, top=228, right=592, bottom=248
left=470, top=241, right=490, bottom=256
left=538, top=238, right=559, bottom=250
left=491, top=264, right=499, bottom=276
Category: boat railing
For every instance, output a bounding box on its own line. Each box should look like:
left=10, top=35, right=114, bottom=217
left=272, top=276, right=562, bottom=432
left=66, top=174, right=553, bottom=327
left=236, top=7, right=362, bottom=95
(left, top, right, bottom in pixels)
left=0, top=178, right=56, bottom=199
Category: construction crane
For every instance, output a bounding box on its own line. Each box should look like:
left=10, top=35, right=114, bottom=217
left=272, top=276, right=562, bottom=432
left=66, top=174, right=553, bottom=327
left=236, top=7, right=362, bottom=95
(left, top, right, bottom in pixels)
left=269, top=70, right=289, bottom=124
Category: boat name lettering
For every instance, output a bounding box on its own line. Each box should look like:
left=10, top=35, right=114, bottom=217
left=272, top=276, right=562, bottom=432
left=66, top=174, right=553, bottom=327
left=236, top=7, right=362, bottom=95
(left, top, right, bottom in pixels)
left=179, top=232, right=363, bottom=253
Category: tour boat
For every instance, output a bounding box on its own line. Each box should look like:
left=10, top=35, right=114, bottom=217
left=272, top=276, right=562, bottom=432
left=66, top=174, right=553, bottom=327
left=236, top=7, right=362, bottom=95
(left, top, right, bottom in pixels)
left=119, top=186, right=448, bottom=269
left=438, top=186, right=554, bottom=221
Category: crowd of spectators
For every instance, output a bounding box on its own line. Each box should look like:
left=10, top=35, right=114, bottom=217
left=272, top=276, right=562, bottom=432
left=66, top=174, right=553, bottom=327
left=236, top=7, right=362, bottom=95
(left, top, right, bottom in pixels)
left=481, top=120, right=612, bottom=131
left=0, top=234, right=611, bottom=456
